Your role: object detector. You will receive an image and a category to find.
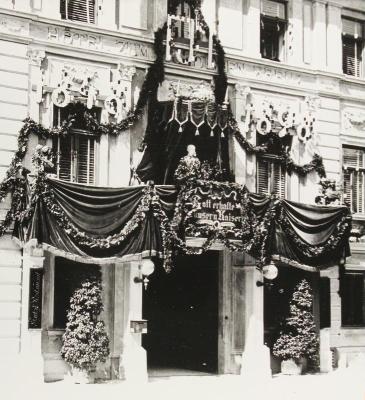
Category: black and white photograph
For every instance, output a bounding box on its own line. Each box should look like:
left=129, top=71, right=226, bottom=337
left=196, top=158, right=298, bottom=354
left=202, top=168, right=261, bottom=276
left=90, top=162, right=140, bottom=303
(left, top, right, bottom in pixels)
left=0, top=1, right=364, bottom=399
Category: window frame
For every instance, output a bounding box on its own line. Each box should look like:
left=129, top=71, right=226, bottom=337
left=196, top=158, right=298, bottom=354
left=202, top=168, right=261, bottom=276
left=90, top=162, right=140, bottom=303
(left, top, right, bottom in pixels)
left=260, top=0, right=288, bottom=62
left=342, top=145, right=365, bottom=214
left=342, top=17, right=364, bottom=78
left=52, top=105, right=99, bottom=186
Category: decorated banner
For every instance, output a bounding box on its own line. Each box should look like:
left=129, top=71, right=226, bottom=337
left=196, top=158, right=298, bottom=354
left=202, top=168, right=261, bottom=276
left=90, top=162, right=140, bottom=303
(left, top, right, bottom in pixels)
left=182, top=183, right=244, bottom=240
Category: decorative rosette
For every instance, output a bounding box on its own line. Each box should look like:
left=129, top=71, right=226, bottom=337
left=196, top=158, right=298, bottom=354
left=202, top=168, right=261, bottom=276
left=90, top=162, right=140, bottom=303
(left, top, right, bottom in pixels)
left=256, top=117, right=272, bottom=135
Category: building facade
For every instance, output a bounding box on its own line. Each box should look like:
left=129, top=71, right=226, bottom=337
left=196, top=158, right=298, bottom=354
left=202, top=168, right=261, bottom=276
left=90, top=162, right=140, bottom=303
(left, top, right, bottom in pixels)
left=0, top=0, right=364, bottom=382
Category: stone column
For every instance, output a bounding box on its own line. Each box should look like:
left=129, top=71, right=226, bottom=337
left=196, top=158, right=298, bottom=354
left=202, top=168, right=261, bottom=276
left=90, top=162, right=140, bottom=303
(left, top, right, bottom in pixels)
left=244, top=0, right=261, bottom=59
left=20, top=242, right=45, bottom=383
left=240, top=265, right=271, bottom=381
left=327, top=3, right=342, bottom=74
left=313, top=1, right=327, bottom=70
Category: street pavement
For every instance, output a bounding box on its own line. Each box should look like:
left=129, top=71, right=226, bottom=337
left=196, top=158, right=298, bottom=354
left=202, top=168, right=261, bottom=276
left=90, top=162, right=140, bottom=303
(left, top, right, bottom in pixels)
left=2, top=361, right=365, bottom=400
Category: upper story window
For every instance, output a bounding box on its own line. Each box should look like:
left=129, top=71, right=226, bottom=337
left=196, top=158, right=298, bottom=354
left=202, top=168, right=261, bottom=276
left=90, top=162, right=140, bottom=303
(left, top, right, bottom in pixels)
left=168, top=0, right=193, bottom=41
left=52, top=105, right=98, bottom=185
left=342, top=18, right=364, bottom=77
left=260, top=0, right=287, bottom=62
left=257, top=156, right=287, bottom=198
left=343, top=146, right=365, bottom=214
left=60, top=0, right=96, bottom=24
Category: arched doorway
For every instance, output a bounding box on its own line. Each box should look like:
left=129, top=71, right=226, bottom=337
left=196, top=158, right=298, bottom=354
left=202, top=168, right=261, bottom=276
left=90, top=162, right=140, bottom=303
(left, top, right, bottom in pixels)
left=142, top=252, right=219, bottom=376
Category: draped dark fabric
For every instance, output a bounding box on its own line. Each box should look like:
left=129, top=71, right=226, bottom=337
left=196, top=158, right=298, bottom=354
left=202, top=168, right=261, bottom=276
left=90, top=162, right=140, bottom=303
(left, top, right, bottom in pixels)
left=20, top=177, right=351, bottom=268
left=136, top=101, right=230, bottom=184
left=25, top=178, right=177, bottom=261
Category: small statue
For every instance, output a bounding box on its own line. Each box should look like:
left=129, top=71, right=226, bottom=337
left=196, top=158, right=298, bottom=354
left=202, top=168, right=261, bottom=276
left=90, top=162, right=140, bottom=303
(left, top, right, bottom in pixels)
left=174, top=144, right=201, bottom=185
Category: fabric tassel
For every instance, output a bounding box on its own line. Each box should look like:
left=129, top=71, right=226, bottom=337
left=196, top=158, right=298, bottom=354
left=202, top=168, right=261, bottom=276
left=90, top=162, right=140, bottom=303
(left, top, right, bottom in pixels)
left=178, top=126, right=183, bottom=133
left=210, top=130, right=214, bottom=137
left=221, top=131, right=225, bottom=138
left=195, top=129, right=199, bottom=136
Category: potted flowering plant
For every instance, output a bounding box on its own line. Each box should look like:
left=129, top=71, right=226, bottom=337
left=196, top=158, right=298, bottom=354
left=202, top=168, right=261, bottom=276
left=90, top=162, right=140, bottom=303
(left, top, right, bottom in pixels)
left=61, top=279, right=110, bottom=383
left=273, top=279, right=319, bottom=375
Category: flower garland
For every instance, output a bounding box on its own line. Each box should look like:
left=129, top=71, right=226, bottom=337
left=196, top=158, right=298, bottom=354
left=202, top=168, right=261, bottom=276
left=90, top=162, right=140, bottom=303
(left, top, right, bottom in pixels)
left=230, top=114, right=326, bottom=178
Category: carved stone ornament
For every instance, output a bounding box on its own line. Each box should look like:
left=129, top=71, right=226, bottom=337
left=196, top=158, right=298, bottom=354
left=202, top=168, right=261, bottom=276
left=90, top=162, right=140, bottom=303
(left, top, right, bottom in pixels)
left=104, top=95, right=122, bottom=116
left=52, top=64, right=100, bottom=109
left=51, top=87, right=71, bottom=108
left=117, top=63, right=136, bottom=82
left=343, top=110, right=365, bottom=132
left=168, top=80, right=214, bottom=101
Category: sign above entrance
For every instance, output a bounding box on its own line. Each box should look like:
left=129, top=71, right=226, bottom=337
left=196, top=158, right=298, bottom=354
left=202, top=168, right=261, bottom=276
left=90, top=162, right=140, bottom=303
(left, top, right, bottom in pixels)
left=181, top=181, right=245, bottom=241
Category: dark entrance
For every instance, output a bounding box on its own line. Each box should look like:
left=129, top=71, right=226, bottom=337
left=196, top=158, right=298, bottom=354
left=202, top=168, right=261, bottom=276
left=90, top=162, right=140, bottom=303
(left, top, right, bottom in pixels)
left=142, top=251, right=219, bottom=375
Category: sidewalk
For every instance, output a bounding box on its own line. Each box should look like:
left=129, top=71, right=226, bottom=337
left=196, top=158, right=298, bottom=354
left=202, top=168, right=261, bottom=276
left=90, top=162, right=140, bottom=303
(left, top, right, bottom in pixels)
left=2, top=361, right=365, bottom=400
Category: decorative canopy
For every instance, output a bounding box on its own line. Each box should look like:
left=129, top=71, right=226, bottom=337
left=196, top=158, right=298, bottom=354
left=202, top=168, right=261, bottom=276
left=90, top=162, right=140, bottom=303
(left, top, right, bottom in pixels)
left=17, top=176, right=351, bottom=271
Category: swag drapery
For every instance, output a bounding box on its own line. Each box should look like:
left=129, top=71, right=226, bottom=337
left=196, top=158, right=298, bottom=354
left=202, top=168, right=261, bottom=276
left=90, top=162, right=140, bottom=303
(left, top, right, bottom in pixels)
left=18, top=176, right=351, bottom=269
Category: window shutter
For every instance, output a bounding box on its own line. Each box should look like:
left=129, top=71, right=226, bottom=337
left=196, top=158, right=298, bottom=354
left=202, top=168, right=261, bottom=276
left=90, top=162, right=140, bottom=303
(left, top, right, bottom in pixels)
left=272, top=162, right=286, bottom=198
left=77, top=135, right=95, bottom=185
left=60, top=0, right=96, bottom=24
left=343, top=147, right=365, bottom=169
left=55, top=136, right=73, bottom=182
left=343, top=147, right=365, bottom=213
left=261, top=0, right=286, bottom=20
left=257, top=158, right=270, bottom=195
left=343, top=37, right=362, bottom=77
left=342, top=18, right=363, bottom=39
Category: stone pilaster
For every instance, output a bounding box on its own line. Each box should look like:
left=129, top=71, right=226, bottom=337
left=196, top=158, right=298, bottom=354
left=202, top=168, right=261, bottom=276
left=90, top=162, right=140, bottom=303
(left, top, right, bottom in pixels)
left=287, top=0, right=304, bottom=66
left=327, top=3, right=343, bottom=74
left=313, top=1, right=327, bottom=70
left=244, top=0, right=261, bottom=59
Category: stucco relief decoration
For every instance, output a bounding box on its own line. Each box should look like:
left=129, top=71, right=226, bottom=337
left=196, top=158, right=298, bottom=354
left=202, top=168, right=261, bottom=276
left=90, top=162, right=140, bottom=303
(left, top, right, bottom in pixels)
left=106, top=64, right=136, bottom=122
left=168, top=80, right=214, bottom=101
left=51, top=65, right=99, bottom=109
left=27, top=49, right=46, bottom=104
left=343, top=109, right=365, bottom=134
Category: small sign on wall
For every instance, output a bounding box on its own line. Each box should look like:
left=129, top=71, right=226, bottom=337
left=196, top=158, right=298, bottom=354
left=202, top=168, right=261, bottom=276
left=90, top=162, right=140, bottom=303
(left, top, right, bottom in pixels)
left=130, top=319, right=148, bottom=334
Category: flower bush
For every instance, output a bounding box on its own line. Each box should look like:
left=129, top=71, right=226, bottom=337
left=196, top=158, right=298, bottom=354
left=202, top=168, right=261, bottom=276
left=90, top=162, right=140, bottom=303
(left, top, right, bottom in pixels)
left=61, top=280, right=110, bottom=373
left=273, top=279, right=319, bottom=365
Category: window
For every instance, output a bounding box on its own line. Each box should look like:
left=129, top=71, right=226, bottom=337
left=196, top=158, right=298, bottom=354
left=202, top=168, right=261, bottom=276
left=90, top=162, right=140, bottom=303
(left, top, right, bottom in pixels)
left=343, top=147, right=365, bottom=213
left=260, top=0, right=287, bottom=62
left=341, top=271, right=365, bottom=327
left=168, top=0, right=193, bottom=40
left=257, top=156, right=286, bottom=198
left=53, top=106, right=97, bottom=185
left=60, top=0, right=96, bottom=24
left=342, top=18, right=364, bottom=77
left=53, top=258, right=100, bottom=329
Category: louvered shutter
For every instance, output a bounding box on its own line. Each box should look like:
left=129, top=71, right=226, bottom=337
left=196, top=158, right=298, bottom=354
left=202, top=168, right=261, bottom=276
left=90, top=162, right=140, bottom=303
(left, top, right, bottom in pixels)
left=343, top=37, right=362, bottom=77
left=343, top=147, right=365, bottom=213
left=76, top=135, right=95, bottom=185
left=60, top=0, right=96, bottom=24
left=257, top=158, right=270, bottom=195
left=54, top=136, right=73, bottom=182
left=272, top=162, right=286, bottom=198
left=343, top=18, right=363, bottom=39
left=261, top=0, right=286, bottom=20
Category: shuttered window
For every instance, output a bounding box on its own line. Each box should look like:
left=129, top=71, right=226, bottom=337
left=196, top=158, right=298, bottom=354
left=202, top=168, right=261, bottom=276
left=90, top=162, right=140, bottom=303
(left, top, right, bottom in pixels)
left=342, top=18, right=363, bottom=77
left=260, top=1, right=287, bottom=62
left=60, top=0, right=96, bottom=24
left=343, top=147, right=365, bottom=213
left=169, top=0, right=193, bottom=40
left=53, top=106, right=97, bottom=185
left=257, top=157, right=286, bottom=198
